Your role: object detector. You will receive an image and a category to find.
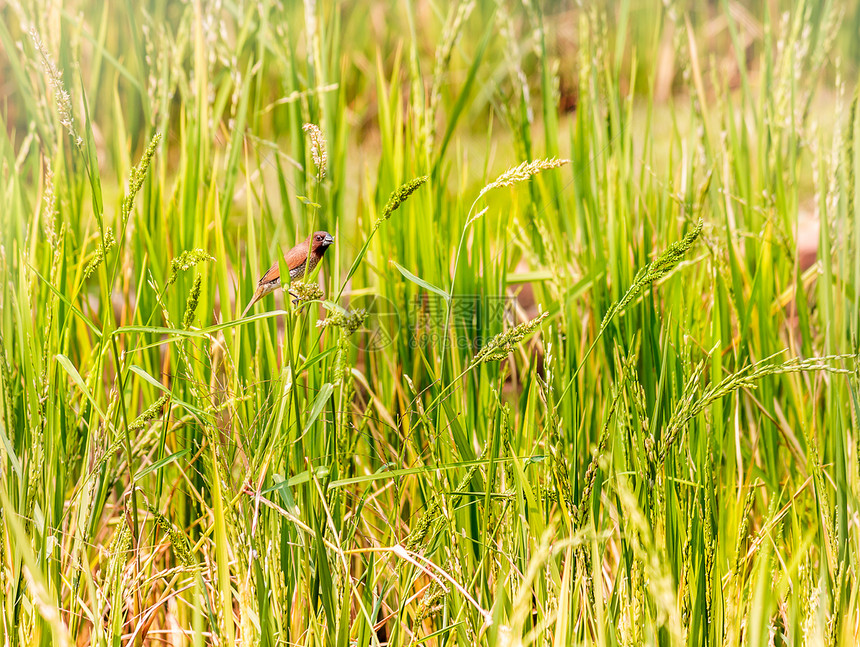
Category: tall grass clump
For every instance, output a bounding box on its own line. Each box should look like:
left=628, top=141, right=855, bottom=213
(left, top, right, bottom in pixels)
left=1, top=0, right=860, bottom=645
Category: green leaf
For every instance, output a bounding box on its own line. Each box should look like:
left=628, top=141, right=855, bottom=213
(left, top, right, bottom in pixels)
left=128, top=365, right=208, bottom=420
left=79, top=70, right=104, bottom=230
left=129, top=364, right=169, bottom=392
left=297, top=195, right=321, bottom=208
left=390, top=260, right=449, bottom=301
left=56, top=354, right=106, bottom=419
left=431, top=10, right=495, bottom=178
left=302, top=383, right=334, bottom=435
left=134, top=449, right=190, bottom=481
left=29, top=264, right=102, bottom=337
left=0, top=420, right=22, bottom=478
left=264, top=467, right=331, bottom=495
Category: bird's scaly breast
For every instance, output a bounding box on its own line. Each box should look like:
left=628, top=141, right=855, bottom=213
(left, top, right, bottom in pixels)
left=290, top=255, right=319, bottom=281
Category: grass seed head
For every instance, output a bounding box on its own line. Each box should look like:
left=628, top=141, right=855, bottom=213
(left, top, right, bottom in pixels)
left=291, top=281, right=324, bottom=304
left=302, top=123, right=327, bottom=180
left=600, top=219, right=703, bottom=333
left=478, top=158, right=569, bottom=199
left=105, top=520, right=132, bottom=585
left=128, top=394, right=169, bottom=431
left=472, top=311, right=549, bottom=365
left=147, top=505, right=195, bottom=567
left=317, top=308, right=367, bottom=334
left=122, top=132, right=162, bottom=223
left=182, top=275, right=202, bottom=329
left=405, top=499, right=442, bottom=552
left=167, top=249, right=214, bottom=287
left=41, top=161, right=57, bottom=245
left=376, top=175, right=429, bottom=228
left=83, top=228, right=116, bottom=280
left=30, top=28, right=82, bottom=148
left=317, top=308, right=368, bottom=383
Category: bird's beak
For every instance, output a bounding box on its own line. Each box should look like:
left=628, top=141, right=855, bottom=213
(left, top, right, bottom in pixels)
left=324, top=234, right=335, bottom=246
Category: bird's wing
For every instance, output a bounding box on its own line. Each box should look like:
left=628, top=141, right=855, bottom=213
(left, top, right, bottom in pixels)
left=255, top=241, right=309, bottom=286
left=257, top=260, right=281, bottom=286
left=283, top=242, right=311, bottom=270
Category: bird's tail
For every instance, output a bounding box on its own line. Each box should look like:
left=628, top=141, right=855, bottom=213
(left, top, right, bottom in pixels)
left=241, top=289, right=263, bottom=318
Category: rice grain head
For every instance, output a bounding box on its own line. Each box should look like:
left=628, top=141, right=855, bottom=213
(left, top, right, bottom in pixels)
left=471, top=311, right=549, bottom=365
left=303, top=123, right=327, bottom=180
left=478, top=158, right=569, bottom=200
left=167, top=249, right=214, bottom=287
left=375, top=175, right=429, bottom=229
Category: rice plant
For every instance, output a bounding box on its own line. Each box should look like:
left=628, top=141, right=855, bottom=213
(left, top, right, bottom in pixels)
left=1, top=0, right=859, bottom=645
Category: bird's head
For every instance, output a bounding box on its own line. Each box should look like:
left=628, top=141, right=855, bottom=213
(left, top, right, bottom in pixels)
left=310, top=231, right=335, bottom=256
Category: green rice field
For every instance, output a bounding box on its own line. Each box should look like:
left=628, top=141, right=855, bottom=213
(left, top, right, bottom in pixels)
left=2, top=0, right=860, bottom=644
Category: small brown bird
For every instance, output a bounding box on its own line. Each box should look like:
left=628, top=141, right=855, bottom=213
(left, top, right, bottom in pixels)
left=242, top=231, right=334, bottom=316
